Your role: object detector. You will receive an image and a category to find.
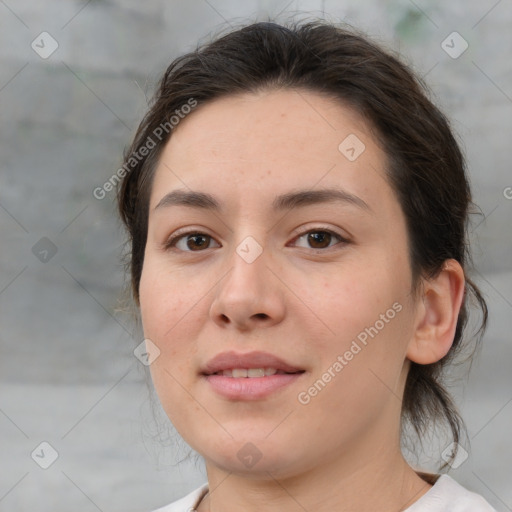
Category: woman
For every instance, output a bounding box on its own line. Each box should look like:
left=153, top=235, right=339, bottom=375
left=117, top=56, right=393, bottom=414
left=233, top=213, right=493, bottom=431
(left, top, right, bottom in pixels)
left=117, top=20, right=495, bottom=511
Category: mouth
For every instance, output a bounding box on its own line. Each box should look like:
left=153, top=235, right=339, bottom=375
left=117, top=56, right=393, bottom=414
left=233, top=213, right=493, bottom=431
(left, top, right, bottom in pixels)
left=201, top=351, right=306, bottom=400
left=208, top=368, right=304, bottom=378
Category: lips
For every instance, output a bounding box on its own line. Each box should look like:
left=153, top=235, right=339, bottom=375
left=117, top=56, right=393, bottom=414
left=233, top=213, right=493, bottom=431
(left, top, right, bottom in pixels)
left=201, top=351, right=305, bottom=400
left=201, top=351, right=306, bottom=400
left=201, top=350, right=304, bottom=376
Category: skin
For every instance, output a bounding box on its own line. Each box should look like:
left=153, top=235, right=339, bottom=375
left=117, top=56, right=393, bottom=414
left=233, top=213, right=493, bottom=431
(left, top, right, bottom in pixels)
left=138, top=89, right=465, bottom=512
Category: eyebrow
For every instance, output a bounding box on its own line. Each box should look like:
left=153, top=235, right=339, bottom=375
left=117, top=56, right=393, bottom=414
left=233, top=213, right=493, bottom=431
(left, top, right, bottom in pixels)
left=154, top=188, right=372, bottom=214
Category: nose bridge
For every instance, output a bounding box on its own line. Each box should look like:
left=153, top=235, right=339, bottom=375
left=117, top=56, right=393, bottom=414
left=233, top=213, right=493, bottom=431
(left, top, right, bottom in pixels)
left=209, top=233, right=285, bottom=329
left=223, top=234, right=269, bottom=301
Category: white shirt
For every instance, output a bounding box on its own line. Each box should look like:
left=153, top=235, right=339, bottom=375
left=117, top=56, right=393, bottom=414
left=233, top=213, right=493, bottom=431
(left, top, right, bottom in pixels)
left=151, top=474, right=496, bottom=511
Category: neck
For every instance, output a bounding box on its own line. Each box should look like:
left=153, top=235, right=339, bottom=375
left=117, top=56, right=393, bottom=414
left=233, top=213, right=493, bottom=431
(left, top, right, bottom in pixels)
left=197, top=447, right=432, bottom=512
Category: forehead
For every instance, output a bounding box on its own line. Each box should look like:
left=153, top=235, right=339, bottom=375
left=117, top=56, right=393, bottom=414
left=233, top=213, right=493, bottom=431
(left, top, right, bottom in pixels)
left=149, top=89, right=395, bottom=215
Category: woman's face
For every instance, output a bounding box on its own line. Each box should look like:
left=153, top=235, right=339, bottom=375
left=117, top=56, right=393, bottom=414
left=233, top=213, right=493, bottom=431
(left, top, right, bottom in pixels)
left=139, top=89, right=420, bottom=478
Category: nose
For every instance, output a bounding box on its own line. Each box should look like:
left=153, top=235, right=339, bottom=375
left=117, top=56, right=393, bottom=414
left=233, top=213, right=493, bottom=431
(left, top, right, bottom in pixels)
left=209, top=243, right=286, bottom=331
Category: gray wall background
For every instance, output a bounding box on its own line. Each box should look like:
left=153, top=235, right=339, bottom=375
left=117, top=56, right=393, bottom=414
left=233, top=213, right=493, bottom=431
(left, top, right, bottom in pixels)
left=0, top=1, right=511, bottom=511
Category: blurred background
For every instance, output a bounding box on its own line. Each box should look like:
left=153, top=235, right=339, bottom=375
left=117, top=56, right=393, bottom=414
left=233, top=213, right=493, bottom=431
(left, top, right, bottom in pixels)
left=0, top=1, right=511, bottom=510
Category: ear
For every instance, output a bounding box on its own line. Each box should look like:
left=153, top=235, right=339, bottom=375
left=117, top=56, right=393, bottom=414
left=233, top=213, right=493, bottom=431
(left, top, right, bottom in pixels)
left=406, top=259, right=466, bottom=365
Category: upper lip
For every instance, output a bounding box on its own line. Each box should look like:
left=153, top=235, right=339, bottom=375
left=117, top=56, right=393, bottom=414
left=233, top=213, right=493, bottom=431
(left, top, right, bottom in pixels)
left=201, top=351, right=304, bottom=375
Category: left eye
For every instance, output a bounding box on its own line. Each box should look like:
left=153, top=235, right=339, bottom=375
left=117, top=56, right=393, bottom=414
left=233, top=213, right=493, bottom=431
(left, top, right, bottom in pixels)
left=292, top=230, right=345, bottom=250
left=168, top=233, right=220, bottom=251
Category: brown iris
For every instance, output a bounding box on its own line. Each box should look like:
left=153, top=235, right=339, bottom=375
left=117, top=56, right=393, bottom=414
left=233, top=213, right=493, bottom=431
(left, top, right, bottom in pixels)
left=307, top=231, right=332, bottom=249
left=186, top=234, right=211, bottom=250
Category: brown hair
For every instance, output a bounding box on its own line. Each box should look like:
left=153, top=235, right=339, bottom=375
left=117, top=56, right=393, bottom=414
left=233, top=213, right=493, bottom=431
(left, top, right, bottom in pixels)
left=117, top=20, right=487, bottom=466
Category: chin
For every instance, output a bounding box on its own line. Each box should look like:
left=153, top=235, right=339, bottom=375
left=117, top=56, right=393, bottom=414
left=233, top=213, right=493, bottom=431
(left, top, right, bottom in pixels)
left=198, top=436, right=307, bottom=479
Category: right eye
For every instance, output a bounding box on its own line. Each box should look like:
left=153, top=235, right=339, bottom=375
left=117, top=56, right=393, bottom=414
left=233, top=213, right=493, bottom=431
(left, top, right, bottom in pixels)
left=164, top=231, right=221, bottom=252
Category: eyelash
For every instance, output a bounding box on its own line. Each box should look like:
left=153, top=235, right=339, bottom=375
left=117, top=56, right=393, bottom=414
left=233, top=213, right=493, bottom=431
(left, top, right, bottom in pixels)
left=163, top=226, right=350, bottom=253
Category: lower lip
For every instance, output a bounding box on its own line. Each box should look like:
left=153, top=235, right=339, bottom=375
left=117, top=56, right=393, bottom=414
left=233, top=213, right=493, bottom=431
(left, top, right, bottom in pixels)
left=203, top=373, right=304, bottom=400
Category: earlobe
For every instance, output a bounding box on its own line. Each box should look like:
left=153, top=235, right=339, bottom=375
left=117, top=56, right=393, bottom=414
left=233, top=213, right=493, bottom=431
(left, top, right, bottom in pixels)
left=406, top=259, right=466, bottom=365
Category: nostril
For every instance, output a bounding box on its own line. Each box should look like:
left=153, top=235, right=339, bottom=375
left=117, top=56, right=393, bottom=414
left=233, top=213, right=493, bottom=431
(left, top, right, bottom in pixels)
left=253, top=313, right=269, bottom=320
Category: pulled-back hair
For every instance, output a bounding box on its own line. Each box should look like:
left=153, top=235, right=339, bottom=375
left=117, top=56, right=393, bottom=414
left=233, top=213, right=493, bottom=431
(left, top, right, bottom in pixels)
left=117, top=20, right=488, bottom=467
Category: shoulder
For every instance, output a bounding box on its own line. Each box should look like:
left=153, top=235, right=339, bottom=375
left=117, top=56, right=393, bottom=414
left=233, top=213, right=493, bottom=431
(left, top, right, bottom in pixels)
left=151, top=483, right=209, bottom=512
left=406, top=474, right=497, bottom=512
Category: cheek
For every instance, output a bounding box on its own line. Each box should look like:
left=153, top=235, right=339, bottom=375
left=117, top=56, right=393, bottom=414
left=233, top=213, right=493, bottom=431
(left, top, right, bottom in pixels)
left=139, top=259, right=205, bottom=366
left=139, top=262, right=207, bottom=428
left=302, top=256, right=404, bottom=334
left=300, top=253, right=412, bottom=380
left=297, top=273, right=412, bottom=433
